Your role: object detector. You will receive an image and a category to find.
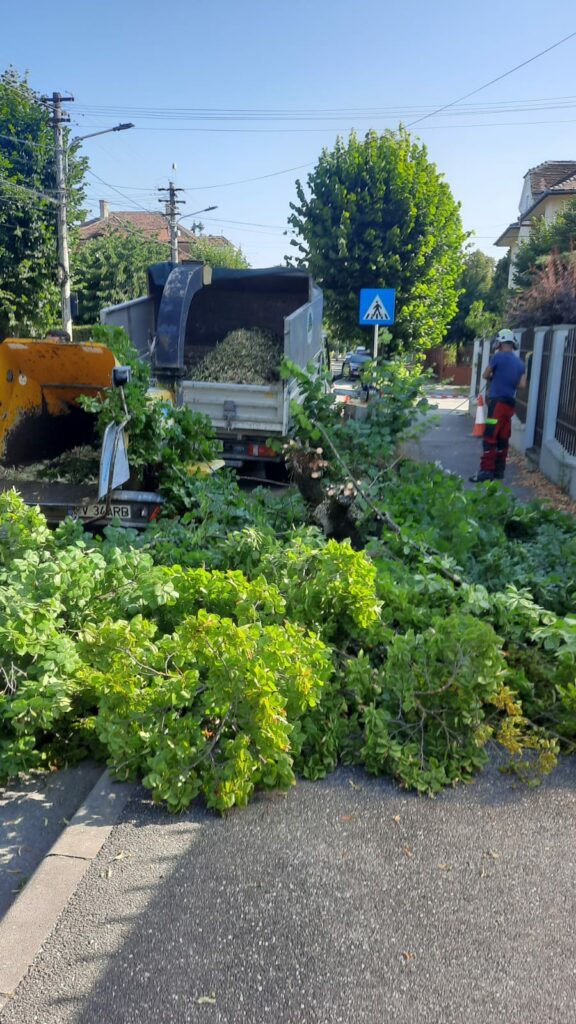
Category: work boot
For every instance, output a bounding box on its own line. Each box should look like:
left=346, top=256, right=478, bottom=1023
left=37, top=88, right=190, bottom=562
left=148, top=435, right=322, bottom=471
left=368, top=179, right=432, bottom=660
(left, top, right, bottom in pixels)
left=469, top=471, right=494, bottom=483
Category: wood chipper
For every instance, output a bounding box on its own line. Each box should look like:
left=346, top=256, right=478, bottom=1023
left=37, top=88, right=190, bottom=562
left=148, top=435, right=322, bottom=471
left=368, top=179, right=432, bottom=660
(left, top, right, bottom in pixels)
left=0, top=337, right=116, bottom=465
left=0, top=335, right=164, bottom=527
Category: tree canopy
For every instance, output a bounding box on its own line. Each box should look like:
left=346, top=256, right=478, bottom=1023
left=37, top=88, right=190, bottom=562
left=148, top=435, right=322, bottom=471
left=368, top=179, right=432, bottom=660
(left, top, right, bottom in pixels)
left=0, top=68, right=87, bottom=338
left=513, top=197, right=576, bottom=288
left=287, top=129, right=467, bottom=354
left=186, top=236, right=249, bottom=270
left=71, top=229, right=250, bottom=325
left=71, top=227, right=167, bottom=325
left=445, top=249, right=510, bottom=344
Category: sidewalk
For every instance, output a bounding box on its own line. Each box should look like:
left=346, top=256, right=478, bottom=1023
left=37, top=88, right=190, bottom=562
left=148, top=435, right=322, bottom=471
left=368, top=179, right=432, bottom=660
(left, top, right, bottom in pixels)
left=406, top=394, right=554, bottom=505
left=0, top=764, right=102, bottom=919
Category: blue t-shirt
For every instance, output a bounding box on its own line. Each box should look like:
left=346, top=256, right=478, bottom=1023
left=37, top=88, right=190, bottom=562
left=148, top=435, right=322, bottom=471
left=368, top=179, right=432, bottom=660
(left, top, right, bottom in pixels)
left=489, top=351, right=525, bottom=401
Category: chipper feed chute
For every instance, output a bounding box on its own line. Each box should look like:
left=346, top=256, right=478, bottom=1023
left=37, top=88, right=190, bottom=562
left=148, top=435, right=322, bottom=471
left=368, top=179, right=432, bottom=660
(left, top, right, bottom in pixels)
left=0, top=339, right=117, bottom=465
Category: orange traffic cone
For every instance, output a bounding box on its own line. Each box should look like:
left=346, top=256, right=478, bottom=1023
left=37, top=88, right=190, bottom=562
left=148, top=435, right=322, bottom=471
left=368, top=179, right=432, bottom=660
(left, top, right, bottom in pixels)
left=472, top=394, right=486, bottom=437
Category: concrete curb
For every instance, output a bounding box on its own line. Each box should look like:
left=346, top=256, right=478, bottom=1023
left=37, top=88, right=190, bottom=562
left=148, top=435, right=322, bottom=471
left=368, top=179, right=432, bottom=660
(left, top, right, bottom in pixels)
left=0, top=769, right=133, bottom=1012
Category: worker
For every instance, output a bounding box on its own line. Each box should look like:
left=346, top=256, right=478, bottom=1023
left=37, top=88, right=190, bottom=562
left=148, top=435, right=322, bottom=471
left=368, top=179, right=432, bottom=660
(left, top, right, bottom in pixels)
left=469, top=329, right=526, bottom=483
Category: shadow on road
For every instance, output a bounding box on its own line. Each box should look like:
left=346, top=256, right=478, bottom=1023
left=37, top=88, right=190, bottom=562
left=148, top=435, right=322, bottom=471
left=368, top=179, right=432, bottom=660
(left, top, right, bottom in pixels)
left=3, top=759, right=576, bottom=1024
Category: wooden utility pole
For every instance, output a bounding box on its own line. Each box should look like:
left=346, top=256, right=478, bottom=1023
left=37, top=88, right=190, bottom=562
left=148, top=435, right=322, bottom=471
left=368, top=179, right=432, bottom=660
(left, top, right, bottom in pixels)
left=46, top=92, right=74, bottom=337
left=158, top=181, right=185, bottom=263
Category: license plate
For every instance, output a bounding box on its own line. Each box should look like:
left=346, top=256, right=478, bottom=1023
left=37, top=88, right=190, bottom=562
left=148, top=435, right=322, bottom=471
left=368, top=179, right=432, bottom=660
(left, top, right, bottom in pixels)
left=77, top=503, right=131, bottom=520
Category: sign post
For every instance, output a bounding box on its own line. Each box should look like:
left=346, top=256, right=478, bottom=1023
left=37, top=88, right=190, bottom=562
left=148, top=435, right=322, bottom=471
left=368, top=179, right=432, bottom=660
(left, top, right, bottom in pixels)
left=358, top=288, right=396, bottom=358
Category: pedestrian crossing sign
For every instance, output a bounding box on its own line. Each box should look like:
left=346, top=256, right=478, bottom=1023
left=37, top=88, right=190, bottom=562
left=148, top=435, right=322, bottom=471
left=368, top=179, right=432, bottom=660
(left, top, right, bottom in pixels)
left=359, top=288, right=396, bottom=325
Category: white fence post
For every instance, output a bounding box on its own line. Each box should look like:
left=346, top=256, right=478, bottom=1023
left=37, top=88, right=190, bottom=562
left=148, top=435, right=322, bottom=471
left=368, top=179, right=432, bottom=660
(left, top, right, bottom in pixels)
left=470, top=339, right=481, bottom=402
left=479, top=338, right=491, bottom=385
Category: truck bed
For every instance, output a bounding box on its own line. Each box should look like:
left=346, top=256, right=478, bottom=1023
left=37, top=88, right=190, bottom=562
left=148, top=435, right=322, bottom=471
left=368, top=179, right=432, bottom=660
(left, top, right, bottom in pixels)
left=179, top=377, right=300, bottom=435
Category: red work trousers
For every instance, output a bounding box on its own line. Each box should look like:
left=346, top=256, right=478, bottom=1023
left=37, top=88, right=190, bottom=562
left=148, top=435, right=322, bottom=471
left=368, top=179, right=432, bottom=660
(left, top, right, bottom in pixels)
left=480, top=399, right=514, bottom=479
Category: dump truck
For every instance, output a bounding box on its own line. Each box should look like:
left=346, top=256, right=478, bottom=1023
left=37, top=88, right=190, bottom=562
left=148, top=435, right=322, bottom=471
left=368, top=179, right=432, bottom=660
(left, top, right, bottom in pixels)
left=0, top=263, right=322, bottom=524
left=101, top=262, right=324, bottom=473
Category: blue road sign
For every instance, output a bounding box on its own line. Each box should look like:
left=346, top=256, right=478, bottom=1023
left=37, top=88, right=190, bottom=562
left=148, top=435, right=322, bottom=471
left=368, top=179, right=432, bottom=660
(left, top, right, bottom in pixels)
left=359, top=288, right=396, bottom=326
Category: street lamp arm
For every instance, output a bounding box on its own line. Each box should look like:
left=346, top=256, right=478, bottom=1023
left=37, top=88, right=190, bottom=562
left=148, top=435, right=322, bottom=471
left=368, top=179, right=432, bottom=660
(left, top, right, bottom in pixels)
left=178, top=205, right=218, bottom=221
left=70, top=123, right=135, bottom=147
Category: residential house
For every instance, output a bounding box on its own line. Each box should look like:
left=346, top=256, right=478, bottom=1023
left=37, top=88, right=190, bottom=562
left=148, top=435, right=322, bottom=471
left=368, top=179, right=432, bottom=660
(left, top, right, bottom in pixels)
left=78, top=200, right=230, bottom=259
left=495, top=161, right=576, bottom=285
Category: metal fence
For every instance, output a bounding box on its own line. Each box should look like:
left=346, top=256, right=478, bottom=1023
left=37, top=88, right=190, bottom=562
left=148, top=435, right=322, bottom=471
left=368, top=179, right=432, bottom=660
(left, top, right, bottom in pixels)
left=533, top=328, right=553, bottom=451
left=515, top=327, right=534, bottom=425
left=555, top=327, right=576, bottom=457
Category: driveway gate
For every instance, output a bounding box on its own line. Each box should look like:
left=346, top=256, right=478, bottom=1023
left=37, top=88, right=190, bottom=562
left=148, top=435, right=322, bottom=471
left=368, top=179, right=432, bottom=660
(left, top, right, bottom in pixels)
left=555, top=327, right=576, bottom=457
left=533, top=328, right=553, bottom=451
left=515, top=328, right=533, bottom=425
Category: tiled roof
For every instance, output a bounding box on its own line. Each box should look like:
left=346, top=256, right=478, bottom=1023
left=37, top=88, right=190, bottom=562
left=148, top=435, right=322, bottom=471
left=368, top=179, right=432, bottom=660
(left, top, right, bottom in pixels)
left=527, top=161, right=576, bottom=196
left=78, top=209, right=233, bottom=259
left=549, top=170, right=576, bottom=192
left=78, top=211, right=196, bottom=243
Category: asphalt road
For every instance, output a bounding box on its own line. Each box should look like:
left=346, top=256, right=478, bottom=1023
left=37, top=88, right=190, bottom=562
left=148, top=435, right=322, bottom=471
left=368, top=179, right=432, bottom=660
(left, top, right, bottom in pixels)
left=2, top=760, right=576, bottom=1024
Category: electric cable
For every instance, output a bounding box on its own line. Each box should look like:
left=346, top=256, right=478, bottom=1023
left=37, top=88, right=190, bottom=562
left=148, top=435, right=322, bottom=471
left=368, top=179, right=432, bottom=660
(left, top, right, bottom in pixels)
left=406, top=28, right=576, bottom=128
left=0, top=175, right=58, bottom=205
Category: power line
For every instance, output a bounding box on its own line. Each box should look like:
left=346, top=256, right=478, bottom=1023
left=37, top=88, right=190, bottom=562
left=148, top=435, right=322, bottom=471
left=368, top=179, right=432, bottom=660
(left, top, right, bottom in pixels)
left=0, top=131, right=50, bottom=149
left=201, top=216, right=286, bottom=229
left=69, top=161, right=315, bottom=195
left=406, top=28, right=576, bottom=128
left=85, top=167, right=155, bottom=215
left=0, top=175, right=58, bottom=205
left=62, top=115, right=576, bottom=135
left=74, top=92, right=576, bottom=119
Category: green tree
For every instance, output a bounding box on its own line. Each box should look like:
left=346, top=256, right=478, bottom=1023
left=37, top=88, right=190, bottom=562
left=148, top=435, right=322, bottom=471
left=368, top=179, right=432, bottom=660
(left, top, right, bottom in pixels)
left=446, top=250, right=512, bottom=344
left=70, top=227, right=167, bottom=325
left=465, top=299, right=499, bottom=340
left=488, top=252, right=511, bottom=314
left=71, top=230, right=250, bottom=325
left=445, top=249, right=495, bottom=345
left=513, top=197, right=576, bottom=288
left=0, top=68, right=87, bottom=338
left=287, top=129, right=466, bottom=354
left=186, top=236, right=249, bottom=269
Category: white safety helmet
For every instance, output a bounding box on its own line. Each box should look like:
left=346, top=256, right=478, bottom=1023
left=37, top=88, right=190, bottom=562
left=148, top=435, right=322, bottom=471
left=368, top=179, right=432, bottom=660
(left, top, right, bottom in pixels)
left=493, top=328, right=519, bottom=350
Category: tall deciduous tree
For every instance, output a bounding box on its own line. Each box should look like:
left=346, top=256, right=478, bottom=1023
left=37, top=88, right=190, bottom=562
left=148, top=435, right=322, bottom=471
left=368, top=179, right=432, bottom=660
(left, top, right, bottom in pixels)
left=0, top=68, right=87, bottom=338
left=71, top=229, right=250, bottom=325
left=287, top=129, right=466, bottom=353
left=71, top=227, right=167, bottom=325
left=445, top=249, right=495, bottom=345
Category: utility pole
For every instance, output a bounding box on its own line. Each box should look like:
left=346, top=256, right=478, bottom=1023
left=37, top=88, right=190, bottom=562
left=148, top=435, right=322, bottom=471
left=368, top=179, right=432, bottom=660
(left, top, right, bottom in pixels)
left=158, top=181, right=185, bottom=263
left=46, top=92, right=74, bottom=337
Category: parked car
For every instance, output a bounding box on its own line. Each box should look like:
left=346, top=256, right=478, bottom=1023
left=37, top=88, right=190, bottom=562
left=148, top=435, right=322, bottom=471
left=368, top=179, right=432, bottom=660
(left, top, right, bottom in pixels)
left=340, top=346, right=372, bottom=379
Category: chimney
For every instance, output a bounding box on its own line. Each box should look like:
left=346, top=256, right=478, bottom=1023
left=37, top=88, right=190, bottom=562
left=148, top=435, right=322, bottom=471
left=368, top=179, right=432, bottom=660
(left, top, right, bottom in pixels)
left=99, top=200, right=110, bottom=220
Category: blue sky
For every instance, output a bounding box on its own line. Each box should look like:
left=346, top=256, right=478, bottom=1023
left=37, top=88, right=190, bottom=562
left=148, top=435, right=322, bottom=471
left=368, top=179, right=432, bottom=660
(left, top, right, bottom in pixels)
left=3, top=1, right=576, bottom=267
